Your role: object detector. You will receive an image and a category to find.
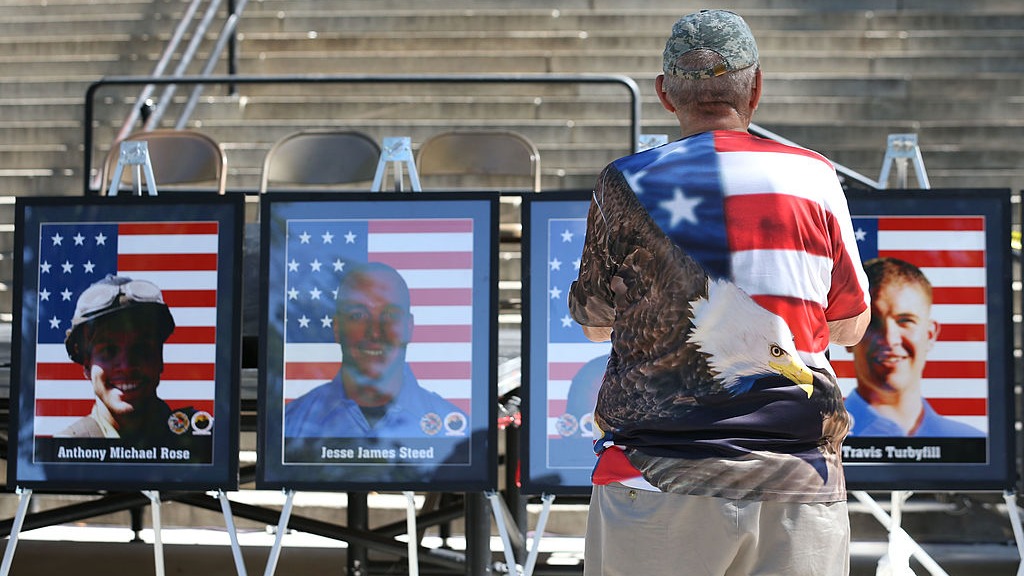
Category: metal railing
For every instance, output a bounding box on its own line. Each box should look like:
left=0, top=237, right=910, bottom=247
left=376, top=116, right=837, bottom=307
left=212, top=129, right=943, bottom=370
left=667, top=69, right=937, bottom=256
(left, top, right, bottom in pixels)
left=114, top=0, right=252, bottom=140
left=84, top=72, right=643, bottom=194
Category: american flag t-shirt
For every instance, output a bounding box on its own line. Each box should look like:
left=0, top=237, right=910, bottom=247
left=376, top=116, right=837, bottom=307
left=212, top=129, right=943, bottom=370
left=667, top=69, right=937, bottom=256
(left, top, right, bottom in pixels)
left=34, top=222, right=220, bottom=437
left=830, top=215, right=989, bottom=434
left=281, top=218, right=474, bottom=418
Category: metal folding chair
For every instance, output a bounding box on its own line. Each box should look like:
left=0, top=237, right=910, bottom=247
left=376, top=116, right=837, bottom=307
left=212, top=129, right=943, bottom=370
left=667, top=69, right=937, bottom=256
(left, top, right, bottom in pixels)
left=416, top=130, right=541, bottom=193
left=259, top=129, right=382, bottom=193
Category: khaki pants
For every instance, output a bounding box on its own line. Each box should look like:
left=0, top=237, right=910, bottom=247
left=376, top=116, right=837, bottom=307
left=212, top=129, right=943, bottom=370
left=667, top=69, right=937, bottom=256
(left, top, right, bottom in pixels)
left=584, top=483, right=850, bottom=576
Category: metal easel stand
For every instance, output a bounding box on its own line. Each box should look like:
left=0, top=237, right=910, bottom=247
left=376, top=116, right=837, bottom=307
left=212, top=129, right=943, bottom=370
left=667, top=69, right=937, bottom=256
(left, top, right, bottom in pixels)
left=853, top=489, right=1024, bottom=576
left=108, top=144, right=248, bottom=575
left=525, top=493, right=556, bottom=576
left=373, top=138, right=441, bottom=576
left=404, top=491, right=420, bottom=576
left=107, top=140, right=160, bottom=196
left=150, top=490, right=244, bottom=576
left=264, top=137, right=426, bottom=576
left=375, top=139, right=427, bottom=576
left=371, top=136, right=422, bottom=193
left=217, top=490, right=249, bottom=576
left=142, top=490, right=166, bottom=576
left=0, top=487, right=34, bottom=576
left=637, top=133, right=668, bottom=152
left=851, top=491, right=946, bottom=576
left=263, top=489, right=295, bottom=576
left=877, top=133, right=930, bottom=191
left=1002, top=491, right=1024, bottom=576
left=486, top=490, right=522, bottom=575
left=484, top=491, right=558, bottom=576
left=852, top=134, right=936, bottom=576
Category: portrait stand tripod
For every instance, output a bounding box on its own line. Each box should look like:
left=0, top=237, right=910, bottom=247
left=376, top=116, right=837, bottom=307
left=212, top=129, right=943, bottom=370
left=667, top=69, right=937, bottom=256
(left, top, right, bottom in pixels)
left=265, top=137, right=431, bottom=576
left=850, top=133, right=1024, bottom=576
left=0, top=140, right=250, bottom=576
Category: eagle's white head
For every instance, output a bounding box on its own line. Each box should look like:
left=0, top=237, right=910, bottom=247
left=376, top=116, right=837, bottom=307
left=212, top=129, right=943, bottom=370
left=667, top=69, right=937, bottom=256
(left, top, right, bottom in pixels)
left=688, top=278, right=814, bottom=396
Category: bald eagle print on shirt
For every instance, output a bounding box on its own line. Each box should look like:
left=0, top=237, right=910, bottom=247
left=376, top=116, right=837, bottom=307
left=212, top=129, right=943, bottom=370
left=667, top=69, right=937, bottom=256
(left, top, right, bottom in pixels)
left=570, top=131, right=859, bottom=500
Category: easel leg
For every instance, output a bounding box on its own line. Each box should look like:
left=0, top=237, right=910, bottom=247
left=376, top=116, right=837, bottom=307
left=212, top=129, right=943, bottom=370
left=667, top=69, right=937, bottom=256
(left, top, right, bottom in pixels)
left=485, top=490, right=521, bottom=575
left=0, top=487, right=33, bottom=576
left=218, top=490, right=248, bottom=576
left=1000, top=491, right=1024, bottom=576
left=142, top=490, right=166, bottom=576
left=523, top=493, right=556, bottom=576
left=263, top=489, right=295, bottom=576
left=404, top=491, right=420, bottom=576
left=851, top=491, right=949, bottom=576
left=883, top=490, right=914, bottom=576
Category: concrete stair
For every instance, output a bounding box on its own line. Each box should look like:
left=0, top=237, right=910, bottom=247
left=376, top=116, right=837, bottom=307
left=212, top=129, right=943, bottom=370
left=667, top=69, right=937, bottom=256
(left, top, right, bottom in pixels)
left=2, top=0, right=1023, bottom=200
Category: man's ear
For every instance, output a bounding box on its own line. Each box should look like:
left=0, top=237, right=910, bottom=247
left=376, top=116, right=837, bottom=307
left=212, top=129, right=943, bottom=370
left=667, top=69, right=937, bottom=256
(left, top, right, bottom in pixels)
left=655, top=74, right=676, bottom=113
left=749, top=67, right=763, bottom=112
left=927, top=319, right=941, bottom=347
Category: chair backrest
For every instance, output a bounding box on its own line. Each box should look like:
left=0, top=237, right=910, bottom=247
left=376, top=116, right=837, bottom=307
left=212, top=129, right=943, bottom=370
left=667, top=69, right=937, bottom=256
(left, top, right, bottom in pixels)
left=416, top=130, right=541, bottom=193
left=100, top=129, right=227, bottom=194
left=259, top=130, right=382, bottom=193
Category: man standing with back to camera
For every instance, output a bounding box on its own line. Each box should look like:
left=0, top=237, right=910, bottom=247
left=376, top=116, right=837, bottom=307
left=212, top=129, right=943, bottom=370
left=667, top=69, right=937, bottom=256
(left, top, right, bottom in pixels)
left=570, top=10, right=870, bottom=576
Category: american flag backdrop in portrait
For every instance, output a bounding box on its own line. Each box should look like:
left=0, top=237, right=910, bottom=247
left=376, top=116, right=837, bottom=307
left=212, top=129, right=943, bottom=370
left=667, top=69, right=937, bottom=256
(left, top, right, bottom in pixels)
left=281, top=218, right=474, bottom=416
left=830, top=215, right=989, bottom=434
left=545, top=216, right=610, bottom=439
left=34, top=222, right=220, bottom=437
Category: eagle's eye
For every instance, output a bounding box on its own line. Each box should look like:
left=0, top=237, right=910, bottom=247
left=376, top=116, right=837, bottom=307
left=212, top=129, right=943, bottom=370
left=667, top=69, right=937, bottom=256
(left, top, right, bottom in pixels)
left=769, top=344, right=785, bottom=358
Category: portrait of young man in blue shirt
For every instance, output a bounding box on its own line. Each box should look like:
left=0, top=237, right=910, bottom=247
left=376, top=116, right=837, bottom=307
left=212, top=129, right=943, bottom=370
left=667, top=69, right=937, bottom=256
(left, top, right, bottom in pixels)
left=284, top=261, right=465, bottom=439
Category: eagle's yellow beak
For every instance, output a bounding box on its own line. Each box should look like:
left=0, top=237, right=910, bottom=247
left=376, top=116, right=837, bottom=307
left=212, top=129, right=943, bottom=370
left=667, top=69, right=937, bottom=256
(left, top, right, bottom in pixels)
left=769, top=358, right=814, bottom=398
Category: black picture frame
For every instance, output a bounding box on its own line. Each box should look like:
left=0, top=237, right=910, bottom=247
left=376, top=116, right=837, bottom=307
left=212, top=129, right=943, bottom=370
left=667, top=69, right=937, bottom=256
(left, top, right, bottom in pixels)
left=256, top=192, right=498, bottom=492
left=838, top=189, right=1016, bottom=491
left=8, top=195, right=243, bottom=491
left=521, top=191, right=609, bottom=494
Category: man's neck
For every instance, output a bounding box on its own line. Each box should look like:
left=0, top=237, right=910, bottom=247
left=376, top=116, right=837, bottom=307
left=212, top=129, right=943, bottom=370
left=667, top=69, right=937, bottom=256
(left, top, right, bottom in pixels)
left=677, top=107, right=750, bottom=138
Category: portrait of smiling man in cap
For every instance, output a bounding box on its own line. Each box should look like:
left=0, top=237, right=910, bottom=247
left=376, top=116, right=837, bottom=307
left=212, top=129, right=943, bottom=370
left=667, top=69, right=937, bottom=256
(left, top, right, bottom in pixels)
left=60, top=274, right=207, bottom=447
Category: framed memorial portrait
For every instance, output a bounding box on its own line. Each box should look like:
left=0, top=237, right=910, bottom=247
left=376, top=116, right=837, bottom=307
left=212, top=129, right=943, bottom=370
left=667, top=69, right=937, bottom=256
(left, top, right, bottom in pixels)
left=836, top=189, right=1015, bottom=490
left=521, top=191, right=609, bottom=494
left=8, top=195, right=243, bottom=491
left=256, top=192, right=498, bottom=491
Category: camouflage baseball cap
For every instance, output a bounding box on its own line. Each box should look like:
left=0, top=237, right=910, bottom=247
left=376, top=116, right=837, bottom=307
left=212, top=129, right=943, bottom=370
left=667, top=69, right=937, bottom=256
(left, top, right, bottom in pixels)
left=663, top=10, right=759, bottom=79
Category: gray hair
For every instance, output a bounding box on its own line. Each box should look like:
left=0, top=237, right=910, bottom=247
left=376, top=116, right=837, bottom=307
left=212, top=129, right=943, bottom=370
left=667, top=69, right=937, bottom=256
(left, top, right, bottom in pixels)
left=661, top=49, right=758, bottom=116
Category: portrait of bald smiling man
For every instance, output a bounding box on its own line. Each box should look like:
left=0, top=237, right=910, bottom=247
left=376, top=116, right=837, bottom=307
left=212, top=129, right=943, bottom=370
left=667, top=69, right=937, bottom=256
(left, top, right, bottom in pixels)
left=285, top=261, right=465, bottom=438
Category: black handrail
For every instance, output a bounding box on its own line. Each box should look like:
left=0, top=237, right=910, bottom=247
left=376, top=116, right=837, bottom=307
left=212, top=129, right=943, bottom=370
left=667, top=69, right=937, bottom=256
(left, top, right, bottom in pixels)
left=748, top=122, right=880, bottom=190
left=83, top=73, right=643, bottom=195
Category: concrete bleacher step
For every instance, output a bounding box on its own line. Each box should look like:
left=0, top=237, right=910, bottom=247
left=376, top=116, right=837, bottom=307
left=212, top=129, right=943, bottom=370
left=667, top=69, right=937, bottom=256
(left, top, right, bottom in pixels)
left=0, top=34, right=137, bottom=57
left=234, top=28, right=1024, bottom=58
left=3, top=0, right=1023, bottom=197
left=0, top=77, right=102, bottom=99
left=227, top=48, right=1024, bottom=77
left=0, top=14, right=152, bottom=36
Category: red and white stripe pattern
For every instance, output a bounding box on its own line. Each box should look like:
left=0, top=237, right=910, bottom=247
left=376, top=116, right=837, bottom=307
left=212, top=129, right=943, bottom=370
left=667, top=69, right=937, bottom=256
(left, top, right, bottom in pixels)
left=280, top=218, right=474, bottom=416
left=34, top=222, right=219, bottom=437
left=546, top=342, right=610, bottom=438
